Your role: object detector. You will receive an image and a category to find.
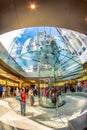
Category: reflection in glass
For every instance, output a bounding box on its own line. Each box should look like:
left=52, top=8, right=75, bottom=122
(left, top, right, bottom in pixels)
left=0, top=26, right=87, bottom=80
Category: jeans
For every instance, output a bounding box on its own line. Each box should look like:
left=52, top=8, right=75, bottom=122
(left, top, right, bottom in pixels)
left=21, top=101, right=26, bottom=116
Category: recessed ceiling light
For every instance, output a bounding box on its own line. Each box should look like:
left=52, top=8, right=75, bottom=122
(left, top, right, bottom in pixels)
left=28, top=2, right=38, bottom=11
left=31, top=4, right=35, bottom=9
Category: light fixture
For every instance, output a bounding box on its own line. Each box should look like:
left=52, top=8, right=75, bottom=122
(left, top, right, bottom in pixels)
left=28, top=2, right=38, bottom=11
left=30, top=3, right=35, bottom=9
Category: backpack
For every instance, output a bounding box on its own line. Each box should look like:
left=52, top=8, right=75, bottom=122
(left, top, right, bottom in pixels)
left=17, top=93, right=21, bottom=101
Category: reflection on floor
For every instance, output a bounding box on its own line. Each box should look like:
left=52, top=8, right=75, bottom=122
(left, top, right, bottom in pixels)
left=0, top=94, right=87, bottom=130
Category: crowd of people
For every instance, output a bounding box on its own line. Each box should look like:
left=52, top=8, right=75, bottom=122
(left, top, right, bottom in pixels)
left=0, top=84, right=38, bottom=116
left=40, top=81, right=87, bottom=106
left=0, top=80, right=87, bottom=116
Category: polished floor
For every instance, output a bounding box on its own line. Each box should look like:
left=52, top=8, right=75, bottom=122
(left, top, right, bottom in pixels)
left=0, top=93, right=87, bottom=130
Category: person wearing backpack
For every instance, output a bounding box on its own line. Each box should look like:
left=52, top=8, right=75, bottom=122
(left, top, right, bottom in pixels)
left=21, top=88, right=26, bottom=116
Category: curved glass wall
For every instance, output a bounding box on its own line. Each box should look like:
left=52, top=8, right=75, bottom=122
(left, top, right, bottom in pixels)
left=0, top=26, right=87, bottom=81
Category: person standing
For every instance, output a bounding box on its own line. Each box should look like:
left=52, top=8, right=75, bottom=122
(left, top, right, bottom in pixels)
left=0, top=84, right=3, bottom=97
left=21, top=88, right=26, bottom=116
left=84, top=81, right=87, bottom=93
left=16, top=87, right=19, bottom=99
left=2, top=85, right=6, bottom=98
left=28, top=87, right=34, bottom=106
left=77, top=81, right=82, bottom=92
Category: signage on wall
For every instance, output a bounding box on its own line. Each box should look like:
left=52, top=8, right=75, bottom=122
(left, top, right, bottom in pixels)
left=6, top=81, right=18, bottom=87
left=0, top=79, right=6, bottom=85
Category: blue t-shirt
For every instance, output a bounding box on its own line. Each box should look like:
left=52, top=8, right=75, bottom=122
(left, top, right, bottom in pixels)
left=0, top=85, right=3, bottom=92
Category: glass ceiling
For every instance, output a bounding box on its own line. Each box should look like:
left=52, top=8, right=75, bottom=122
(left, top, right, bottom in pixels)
left=0, top=26, right=87, bottom=80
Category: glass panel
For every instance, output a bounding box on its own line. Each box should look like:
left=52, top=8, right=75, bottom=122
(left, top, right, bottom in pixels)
left=0, top=26, right=87, bottom=80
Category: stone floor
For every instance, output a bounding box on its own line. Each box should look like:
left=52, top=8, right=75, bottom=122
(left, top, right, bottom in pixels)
left=0, top=94, right=87, bottom=130
left=0, top=97, right=54, bottom=130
